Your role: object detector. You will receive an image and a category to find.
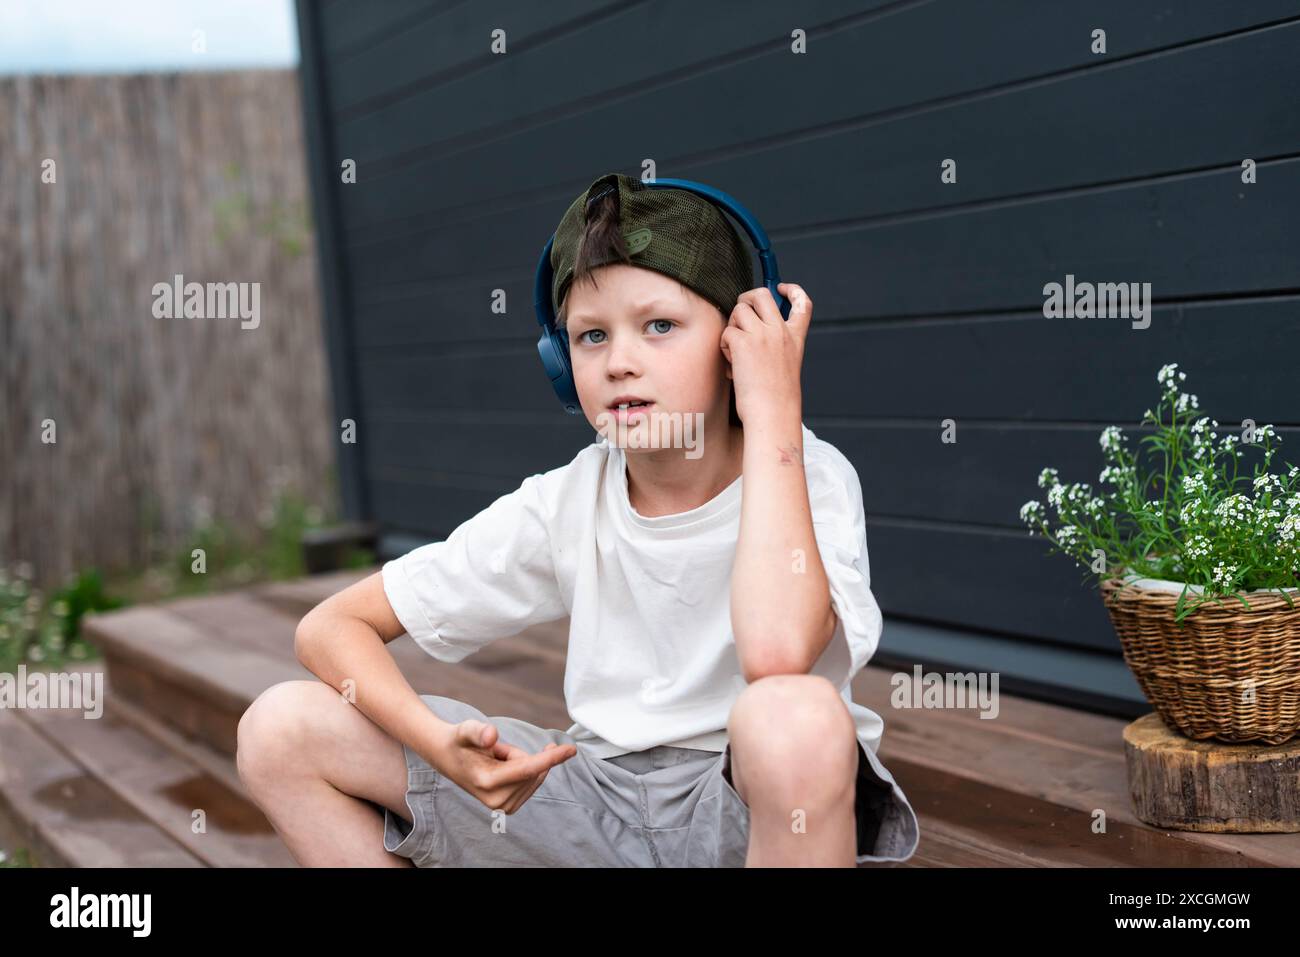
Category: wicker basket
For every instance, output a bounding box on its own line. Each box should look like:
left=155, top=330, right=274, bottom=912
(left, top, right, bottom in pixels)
left=1100, top=573, right=1300, bottom=745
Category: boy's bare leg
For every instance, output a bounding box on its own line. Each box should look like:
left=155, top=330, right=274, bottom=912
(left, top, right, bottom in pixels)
left=726, top=674, right=859, bottom=867
left=237, top=679, right=418, bottom=867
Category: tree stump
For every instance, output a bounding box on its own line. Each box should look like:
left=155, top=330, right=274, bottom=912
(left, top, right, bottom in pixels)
left=1123, top=713, right=1300, bottom=832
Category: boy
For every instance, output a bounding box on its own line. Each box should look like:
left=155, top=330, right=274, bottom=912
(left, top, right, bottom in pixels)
left=237, top=172, right=920, bottom=867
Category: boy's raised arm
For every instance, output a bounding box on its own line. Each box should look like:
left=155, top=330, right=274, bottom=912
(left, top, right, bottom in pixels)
left=294, top=571, right=454, bottom=768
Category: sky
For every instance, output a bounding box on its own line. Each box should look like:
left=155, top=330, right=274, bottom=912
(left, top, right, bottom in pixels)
left=0, top=0, right=299, bottom=74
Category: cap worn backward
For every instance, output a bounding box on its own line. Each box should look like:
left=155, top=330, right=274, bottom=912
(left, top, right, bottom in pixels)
left=549, top=172, right=755, bottom=323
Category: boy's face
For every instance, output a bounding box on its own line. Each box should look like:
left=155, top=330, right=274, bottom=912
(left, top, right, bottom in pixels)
left=562, top=263, right=732, bottom=450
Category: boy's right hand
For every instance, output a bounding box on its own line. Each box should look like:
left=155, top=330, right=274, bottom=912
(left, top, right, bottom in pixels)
left=431, top=719, right=577, bottom=814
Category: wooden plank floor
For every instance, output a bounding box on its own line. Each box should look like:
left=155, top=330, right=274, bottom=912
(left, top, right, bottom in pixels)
left=56, top=566, right=1300, bottom=867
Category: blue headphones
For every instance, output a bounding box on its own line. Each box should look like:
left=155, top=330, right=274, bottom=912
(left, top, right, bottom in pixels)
left=533, top=177, right=790, bottom=415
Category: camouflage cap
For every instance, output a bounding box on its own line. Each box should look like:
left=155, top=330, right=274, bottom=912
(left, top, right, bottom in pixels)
left=550, top=172, right=755, bottom=322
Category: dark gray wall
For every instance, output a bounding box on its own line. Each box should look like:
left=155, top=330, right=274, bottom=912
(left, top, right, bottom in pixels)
left=296, top=0, right=1300, bottom=716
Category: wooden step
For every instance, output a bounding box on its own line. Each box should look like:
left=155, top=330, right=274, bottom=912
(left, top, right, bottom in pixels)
left=107, top=694, right=247, bottom=800
left=0, top=699, right=203, bottom=868
left=83, top=602, right=313, bottom=756
left=19, top=699, right=296, bottom=867
left=855, top=667, right=1300, bottom=867
left=883, top=750, right=1257, bottom=868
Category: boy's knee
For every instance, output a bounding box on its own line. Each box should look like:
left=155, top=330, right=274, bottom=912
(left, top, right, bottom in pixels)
left=730, top=674, right=843, bottom=731
left=236, top=680, right=335, bottom=783
left=727, top=674, right=856, bottom=772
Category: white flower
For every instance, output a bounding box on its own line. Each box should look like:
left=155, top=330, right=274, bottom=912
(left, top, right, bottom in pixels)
left=1253, top=474, right=1281, bottom=494
left=1157, top=363, right=1181, bottom=392
left=1279, top=514, right=1300, bottom=545
left=1190, top=418, right=1216, bottom=460
left=1256, top=506, right=1282, bottom=531
left=1057, top=525, right=1080, bottom=548
left=1065, top=482, right=1092, bottom=503
left=1020, top=501, right=1045, bottom=524
left=1099, top=426, right=1124, bottom=455
left=1212, top=562, right=1239, bottom=590
left=1175, top=392, right=1200, bottom=413
left=1037, top=467, right=1060, bottom=489
left=1214, top=493, right=1253, bottom=528
left=1183, top=534, right=1212, bottom=560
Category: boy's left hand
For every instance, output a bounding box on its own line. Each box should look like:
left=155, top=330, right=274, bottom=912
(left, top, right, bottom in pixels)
left=720, top=282, right=812, bottom=426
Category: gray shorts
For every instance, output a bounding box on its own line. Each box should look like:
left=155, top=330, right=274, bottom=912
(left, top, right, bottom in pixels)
left=382, top=693, right=920, bottom=867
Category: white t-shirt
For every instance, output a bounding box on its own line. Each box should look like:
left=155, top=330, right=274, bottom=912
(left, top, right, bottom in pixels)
left=381, top=423, right=886, bottom=760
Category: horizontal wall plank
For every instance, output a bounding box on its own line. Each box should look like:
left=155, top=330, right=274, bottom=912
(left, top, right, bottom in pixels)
left=318, top=0, right=452, bottom=59
left=866, top=520, right=1127, bottom=654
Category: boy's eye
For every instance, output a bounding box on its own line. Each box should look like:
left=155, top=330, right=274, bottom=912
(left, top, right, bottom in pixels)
left=576, top=319, right=674, bottom=345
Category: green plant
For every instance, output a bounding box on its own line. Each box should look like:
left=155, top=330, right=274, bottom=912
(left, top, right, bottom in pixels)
left=255, top=197, right=313, bottom=257
left=0, top=564, right=112, bottom=671
left=258, top=485, right=326, bottom=580
left=50, top=569, right=124, bottom=647
left=167, top=482, right=346, bottom=593
left=1020, top=363, right=1300, bottom=624
left=0, top=846, right=36, bottom=868
left=213, top=161, right=312, bottom=256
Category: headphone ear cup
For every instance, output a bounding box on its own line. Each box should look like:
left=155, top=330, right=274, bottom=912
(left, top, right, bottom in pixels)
left=554, top=331, right=577, bottom=408
left=537, top=330, right=579, bottom=412
left=555, top=327, right=572, bottom=366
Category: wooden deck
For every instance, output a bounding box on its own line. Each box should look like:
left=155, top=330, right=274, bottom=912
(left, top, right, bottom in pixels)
left=3, top=565, right=1298, bottom=867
